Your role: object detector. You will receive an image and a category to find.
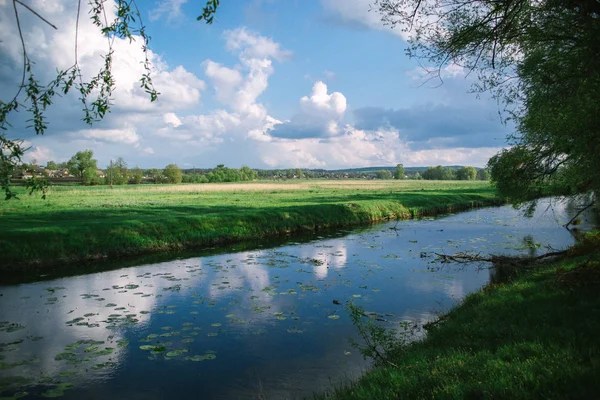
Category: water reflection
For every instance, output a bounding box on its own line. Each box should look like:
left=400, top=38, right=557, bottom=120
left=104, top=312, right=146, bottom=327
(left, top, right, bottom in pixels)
left=0, top=198, right=592, bottom=399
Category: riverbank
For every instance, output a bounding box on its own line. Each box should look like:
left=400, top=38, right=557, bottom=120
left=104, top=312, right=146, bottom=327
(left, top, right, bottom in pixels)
left=0, top=180, right=500, bottom=276
left=319, top=235, right=600, bottom=399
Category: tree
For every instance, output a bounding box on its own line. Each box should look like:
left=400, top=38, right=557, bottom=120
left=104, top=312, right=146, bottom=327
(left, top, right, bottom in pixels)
left=441, top=167, right=456, bottom=181
left=0, top=1, right=221, bottom=199
left=394, top=164, right=405, bottom=180
left=46, top=161, right=57, bottom=170
left=164, top=164, right=183, bottom=184
left=376, top=170, right=393, bottom=179
left=131, top=167, right=143, bottom=184
left=456, top=166, right=477, bottom=181
left=67, top=150, right=98, bottom=185
left=375, top=0, right=600, bottom=209
left=422, top=166, right=443, bottom=180
left=148, top=169, right=163, bottom=184
left=477, top=168, right=491, bottom=181
left=105, top=157, right=129, bottom=185
left=240, top=166, right=258, bottom=181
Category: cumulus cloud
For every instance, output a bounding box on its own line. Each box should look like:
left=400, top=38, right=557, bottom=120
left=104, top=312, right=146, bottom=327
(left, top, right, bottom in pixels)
left=202, top=28, right=292, bottom=122
left=23, top=145, right=54, bottom=164
left=269, top=81, right=347, bottom=139
left=204, top=61, right=244, bottom=104
left=260, top=126, right=408, bottom=168
left=77, top=127, right=141, bottom=146
left=163, top=113, right=183, bottom=127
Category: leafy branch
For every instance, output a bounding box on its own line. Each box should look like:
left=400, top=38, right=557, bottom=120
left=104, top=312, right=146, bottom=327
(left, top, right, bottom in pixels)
left=0, top=0, right=220, bottom=200
left=347, top=302, right=419, bottom=368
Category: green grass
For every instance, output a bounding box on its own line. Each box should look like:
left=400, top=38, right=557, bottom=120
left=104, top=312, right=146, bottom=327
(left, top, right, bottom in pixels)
left=0, top=180, right=499, bottom=272
left=318, top=246, right=600, bottom=399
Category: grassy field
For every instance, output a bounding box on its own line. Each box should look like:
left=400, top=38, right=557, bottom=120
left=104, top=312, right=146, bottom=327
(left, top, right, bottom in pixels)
left=0, top=180, right=499, bottom=274
left=318, top=238, right=600, bottom=399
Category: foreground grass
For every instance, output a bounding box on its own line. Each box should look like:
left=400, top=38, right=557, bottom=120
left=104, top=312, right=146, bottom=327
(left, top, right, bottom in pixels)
left=0, top=180, right=498, bottom=273
left=319, top=243, right=600, bottom=399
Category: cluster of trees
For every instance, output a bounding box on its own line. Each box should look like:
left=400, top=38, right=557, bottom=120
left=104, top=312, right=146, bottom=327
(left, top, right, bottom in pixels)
left=186, top=165, right=259, bottom=183
left=37, top=151, right=266, bottom=186
left=41, top=150, right=184, bottom=185
left=146, top=165, right=183, bottom=184
left=374, top=164, right=404, bottom=179
left=421, top=166, right=489, bottom=181
left=21, top=152, right=491, bottom=186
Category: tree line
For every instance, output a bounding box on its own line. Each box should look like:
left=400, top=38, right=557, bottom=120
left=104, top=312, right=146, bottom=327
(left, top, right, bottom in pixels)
left=15, top=153, right=490, bottom=186
left=18, top=150, right=260, bottom=185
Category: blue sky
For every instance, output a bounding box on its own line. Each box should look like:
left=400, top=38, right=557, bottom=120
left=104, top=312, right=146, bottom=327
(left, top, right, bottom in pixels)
left=0, top=0, right=510, bottom=169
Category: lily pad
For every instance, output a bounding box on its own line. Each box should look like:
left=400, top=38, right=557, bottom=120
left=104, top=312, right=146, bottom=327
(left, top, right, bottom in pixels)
left=41, top=383, right=74, bottom=398
left=185, top=353, right=217, bottom=362
left=165, top=349, right=188, bottom=357
left=0, top=322, right=25, bottom=333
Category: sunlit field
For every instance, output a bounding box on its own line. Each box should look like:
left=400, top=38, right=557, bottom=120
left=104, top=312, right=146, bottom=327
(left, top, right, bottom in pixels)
left=0, top=180, right=499, bottom=271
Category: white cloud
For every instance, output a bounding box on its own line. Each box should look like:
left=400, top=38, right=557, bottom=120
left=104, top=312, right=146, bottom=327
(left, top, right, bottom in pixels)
left=77, top=127, right=140, bottom=146
left=269, top=81, right=347, bottom=139
left=402, top=146, right=501, bottom=167
left=204, top=61, right=244, bottom=104
left=143, top=147, right=155, bottom=154
left=149, top=0, right=188, bottom=22
left=260, top=126, right=408, bottom=168
left=224, top=27, right=292, bottom=61
left=163, top=112, right=182, bottom=127
left=24, top=145, right=54, bottom=164
left=202, top=28, right=291, bottom=122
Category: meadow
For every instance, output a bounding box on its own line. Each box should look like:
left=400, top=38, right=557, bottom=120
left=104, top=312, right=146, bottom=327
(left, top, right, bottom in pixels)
left=0, top=180, right=499, bottom=274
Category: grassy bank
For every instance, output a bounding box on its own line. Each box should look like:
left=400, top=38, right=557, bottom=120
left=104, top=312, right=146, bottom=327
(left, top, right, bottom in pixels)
left=319, top=239, right=600, bottom=399
left=0, top=180, right=499, bottom=273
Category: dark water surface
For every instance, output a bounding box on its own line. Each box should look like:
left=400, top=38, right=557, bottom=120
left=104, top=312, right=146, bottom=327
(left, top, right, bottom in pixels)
left=0, top=199, right=592, bottom=399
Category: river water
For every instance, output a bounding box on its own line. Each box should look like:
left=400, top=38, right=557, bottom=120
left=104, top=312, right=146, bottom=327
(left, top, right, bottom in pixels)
left=0, top=199, right=593, bottom=399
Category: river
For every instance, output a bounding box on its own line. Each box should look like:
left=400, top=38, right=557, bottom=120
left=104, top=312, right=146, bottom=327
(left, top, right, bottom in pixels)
left=0, top=198, right=593, bottom=399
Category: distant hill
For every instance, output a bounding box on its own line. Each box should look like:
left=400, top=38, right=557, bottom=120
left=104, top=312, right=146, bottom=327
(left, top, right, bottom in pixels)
left=184, top=165, right=480, bottom=174
left=328, top=166, right=477, bottom=173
